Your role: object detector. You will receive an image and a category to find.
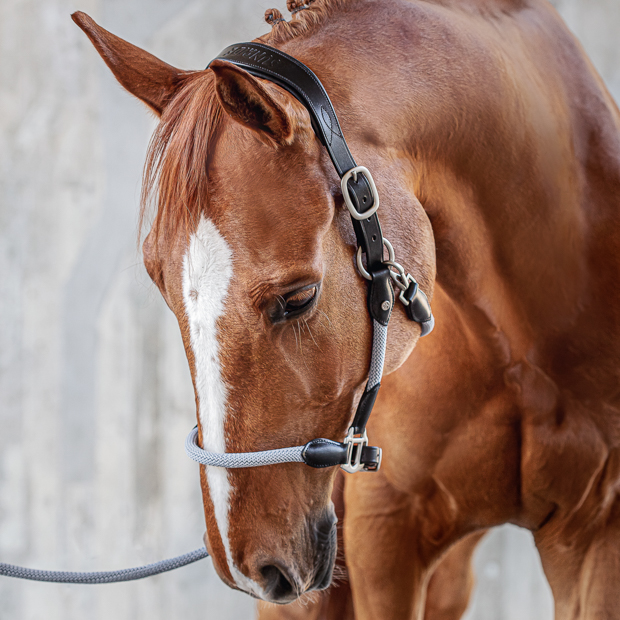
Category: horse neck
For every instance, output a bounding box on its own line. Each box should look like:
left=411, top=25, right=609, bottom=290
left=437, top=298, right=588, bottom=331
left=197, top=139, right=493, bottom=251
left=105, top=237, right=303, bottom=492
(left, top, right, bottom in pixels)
left=282, top=0, right=620, bottom=365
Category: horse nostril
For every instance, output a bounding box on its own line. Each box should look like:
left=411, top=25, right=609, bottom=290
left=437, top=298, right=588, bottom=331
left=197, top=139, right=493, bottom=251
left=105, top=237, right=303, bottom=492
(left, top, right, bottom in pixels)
left=312, top=517, right=337, bottom=591
left=260, top=564, right=295, bottom=601
left=314, top=517, right=337, bottom=546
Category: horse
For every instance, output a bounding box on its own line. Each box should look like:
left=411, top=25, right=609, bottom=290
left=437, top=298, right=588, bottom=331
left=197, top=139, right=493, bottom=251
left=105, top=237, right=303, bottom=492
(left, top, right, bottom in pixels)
left=72, top=0, right=620, bottom=617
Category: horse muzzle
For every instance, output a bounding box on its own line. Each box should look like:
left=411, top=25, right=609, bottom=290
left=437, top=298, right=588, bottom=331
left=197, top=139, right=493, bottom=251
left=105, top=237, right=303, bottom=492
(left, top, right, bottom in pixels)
left=244, top=514, right=338, bottom=604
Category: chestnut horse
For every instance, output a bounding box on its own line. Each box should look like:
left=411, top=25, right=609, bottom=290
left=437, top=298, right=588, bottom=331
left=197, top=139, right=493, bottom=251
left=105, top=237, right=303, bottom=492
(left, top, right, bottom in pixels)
left=73, top=0, right=620, bottom=618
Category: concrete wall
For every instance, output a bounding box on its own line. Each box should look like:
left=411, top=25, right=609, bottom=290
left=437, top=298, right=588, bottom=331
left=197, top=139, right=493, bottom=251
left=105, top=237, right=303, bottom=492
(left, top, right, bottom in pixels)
left=0, top=1, right=617, bottom=619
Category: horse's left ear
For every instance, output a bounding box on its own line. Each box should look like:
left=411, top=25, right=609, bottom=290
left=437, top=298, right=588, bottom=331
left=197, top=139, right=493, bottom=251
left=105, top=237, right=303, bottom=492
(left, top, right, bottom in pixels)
left=210, top=59, right=294, bottom=146
left=72, top=12, right=185, bottom=116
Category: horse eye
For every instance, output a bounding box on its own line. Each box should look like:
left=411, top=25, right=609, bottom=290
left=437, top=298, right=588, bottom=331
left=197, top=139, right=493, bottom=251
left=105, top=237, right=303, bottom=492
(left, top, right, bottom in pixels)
left=276, top=286, right=317, bottom=320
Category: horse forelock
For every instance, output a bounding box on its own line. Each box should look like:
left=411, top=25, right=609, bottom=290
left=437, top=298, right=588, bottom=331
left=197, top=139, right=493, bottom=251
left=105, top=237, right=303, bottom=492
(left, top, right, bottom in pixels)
left=141, top=0, right=354, bottom=245
left=141, top=70, right=224, bottom=244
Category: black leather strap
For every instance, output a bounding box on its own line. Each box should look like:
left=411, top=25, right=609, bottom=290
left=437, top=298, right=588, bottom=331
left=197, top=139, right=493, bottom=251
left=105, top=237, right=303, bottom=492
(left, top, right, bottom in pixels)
left=210, top=43, right=390, bottom=323
left=213, top=43, right=359, bottom=176
left=350, top=383, right=381, bottom=435
left=302, top=438, right=347, bottom=468
left=209, top=43, right=417, bottom=461
left=401, top=280, right=434, bottom=335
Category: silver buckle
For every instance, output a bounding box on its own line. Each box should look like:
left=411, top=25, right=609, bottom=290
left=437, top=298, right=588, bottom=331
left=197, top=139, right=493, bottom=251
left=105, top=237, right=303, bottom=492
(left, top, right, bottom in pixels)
left=340, top=428, right=382, bottom=474
left=341, top=166, right=380, bottom=220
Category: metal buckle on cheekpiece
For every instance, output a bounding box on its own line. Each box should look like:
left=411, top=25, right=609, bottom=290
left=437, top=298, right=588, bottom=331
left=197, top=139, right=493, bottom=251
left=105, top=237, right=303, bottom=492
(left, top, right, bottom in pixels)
left=341, top=166, right=380, bottom=220
left=341, top=428, right=382, bottom=474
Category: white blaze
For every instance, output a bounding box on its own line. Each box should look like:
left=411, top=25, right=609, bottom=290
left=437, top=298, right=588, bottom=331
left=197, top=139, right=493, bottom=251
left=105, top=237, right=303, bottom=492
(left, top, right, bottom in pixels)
left=183, top=215, right=263, bottom=596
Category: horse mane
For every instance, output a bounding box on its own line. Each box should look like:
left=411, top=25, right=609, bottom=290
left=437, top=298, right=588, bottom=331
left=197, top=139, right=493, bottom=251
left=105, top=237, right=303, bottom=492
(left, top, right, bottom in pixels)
left=261, top=0, right=351, bottom=45
left=141, top=0, right=350, bottom=243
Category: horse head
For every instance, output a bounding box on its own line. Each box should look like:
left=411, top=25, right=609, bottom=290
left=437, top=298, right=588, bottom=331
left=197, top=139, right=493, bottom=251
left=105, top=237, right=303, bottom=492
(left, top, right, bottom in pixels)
left=73, top=11, right=435, bottom=603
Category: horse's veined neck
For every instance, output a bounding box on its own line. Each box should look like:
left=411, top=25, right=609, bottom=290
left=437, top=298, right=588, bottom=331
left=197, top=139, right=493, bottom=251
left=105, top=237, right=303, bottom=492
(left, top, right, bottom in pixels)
left=274, top=0, right=605, bottom=343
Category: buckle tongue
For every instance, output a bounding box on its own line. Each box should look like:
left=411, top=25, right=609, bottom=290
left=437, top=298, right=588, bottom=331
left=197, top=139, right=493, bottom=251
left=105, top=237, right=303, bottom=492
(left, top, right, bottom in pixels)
left=340, top=428, right=382, bottom=474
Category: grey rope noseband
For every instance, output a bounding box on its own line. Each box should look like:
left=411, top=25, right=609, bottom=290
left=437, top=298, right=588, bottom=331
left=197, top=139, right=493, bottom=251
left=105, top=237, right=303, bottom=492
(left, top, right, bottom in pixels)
left=186, top=427, right=306, bottom=468
left=0, top=547, right=209, bottom=584
left=185, top=319, right=390, bottom=473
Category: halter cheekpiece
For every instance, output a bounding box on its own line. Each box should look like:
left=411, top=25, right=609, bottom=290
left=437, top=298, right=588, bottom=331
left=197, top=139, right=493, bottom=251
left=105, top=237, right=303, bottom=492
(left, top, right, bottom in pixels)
left=186, top=42, right=434, bottom=474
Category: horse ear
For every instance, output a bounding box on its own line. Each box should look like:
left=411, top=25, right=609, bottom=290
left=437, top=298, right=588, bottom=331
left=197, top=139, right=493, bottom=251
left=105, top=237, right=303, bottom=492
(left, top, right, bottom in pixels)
left=209, top=59, right=294, bottom=146
left=71, top=12, right=185, bottom=116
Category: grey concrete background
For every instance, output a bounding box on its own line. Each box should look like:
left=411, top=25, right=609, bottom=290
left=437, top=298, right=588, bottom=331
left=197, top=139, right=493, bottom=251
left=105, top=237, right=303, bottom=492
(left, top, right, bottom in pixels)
left=0, top=1, right=617, bottom=619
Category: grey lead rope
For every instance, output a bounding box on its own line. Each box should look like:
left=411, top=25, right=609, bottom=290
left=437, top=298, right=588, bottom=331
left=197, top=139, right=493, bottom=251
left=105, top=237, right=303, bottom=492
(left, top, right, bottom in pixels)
left=0, top=321, right=388, bottom=584
left=0, top=547, right=209, bottom=584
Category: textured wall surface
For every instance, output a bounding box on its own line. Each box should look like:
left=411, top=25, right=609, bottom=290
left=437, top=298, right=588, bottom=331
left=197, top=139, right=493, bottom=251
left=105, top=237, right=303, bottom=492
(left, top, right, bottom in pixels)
left=0, top=1, right=617, bottom=619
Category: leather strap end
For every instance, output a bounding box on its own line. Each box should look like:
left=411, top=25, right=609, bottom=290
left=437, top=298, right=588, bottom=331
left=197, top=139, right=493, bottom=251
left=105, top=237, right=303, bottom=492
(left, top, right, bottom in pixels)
left=351, top=383, right=381, bottom=435
left=418, top=314, right=435, bottom=337
left=360, top=445, right=382, bottom=471
left=302, top=438, right=348, bottom=468
left=368, top=267, right=393, bottom=326
left=402, top=280, right=434, bottom=333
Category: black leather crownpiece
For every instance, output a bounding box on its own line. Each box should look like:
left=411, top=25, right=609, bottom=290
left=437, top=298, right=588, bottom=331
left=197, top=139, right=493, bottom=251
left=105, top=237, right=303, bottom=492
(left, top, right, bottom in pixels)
left=212, top=43, right=361, bottom=177
left=209, top=44, right=384, bottom=277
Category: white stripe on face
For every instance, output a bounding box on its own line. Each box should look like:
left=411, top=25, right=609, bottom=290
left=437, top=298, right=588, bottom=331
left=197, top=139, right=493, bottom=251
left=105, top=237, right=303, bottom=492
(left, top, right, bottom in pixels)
left=183, top=214, right=263, bottom=597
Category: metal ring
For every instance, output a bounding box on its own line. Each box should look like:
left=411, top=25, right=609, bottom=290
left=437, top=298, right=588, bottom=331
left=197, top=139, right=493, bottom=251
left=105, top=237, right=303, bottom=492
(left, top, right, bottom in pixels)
left=390, top=276, right=408, bottom=292
left=356, top=246, right=372, bottom=280
left=382, top=238, right=395, bottom=263
left=341, top=166, right=380, bottom=220
left=355, top=238, right=395, bottom=281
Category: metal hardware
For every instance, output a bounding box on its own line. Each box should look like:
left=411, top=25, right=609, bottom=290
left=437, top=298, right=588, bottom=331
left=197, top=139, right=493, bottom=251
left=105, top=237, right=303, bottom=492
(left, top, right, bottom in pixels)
left=382, top=238, right=395, bottom=262
left=355, top=236, right=410, bottom=293
left=356, top=238, right=395, bottom=280
left=341, top=166, right=380, bottom=220
left=398, top=274, right=416, bottom=306
left=341, top=428, right=373, bottom=474
left=381, top=300, right=391, bottom=311
left=356, top=238, right=423, bottom=311
left=384, top=260, right=408, bottom=291
left=389, top=269, right=426, bottom=311
left=363, top=447, right=382, bottom=472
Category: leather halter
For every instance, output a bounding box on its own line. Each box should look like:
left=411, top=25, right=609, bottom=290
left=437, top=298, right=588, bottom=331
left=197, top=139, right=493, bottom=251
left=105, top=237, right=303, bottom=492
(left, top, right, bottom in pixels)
left=186, top=42, right=434, bottom=474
